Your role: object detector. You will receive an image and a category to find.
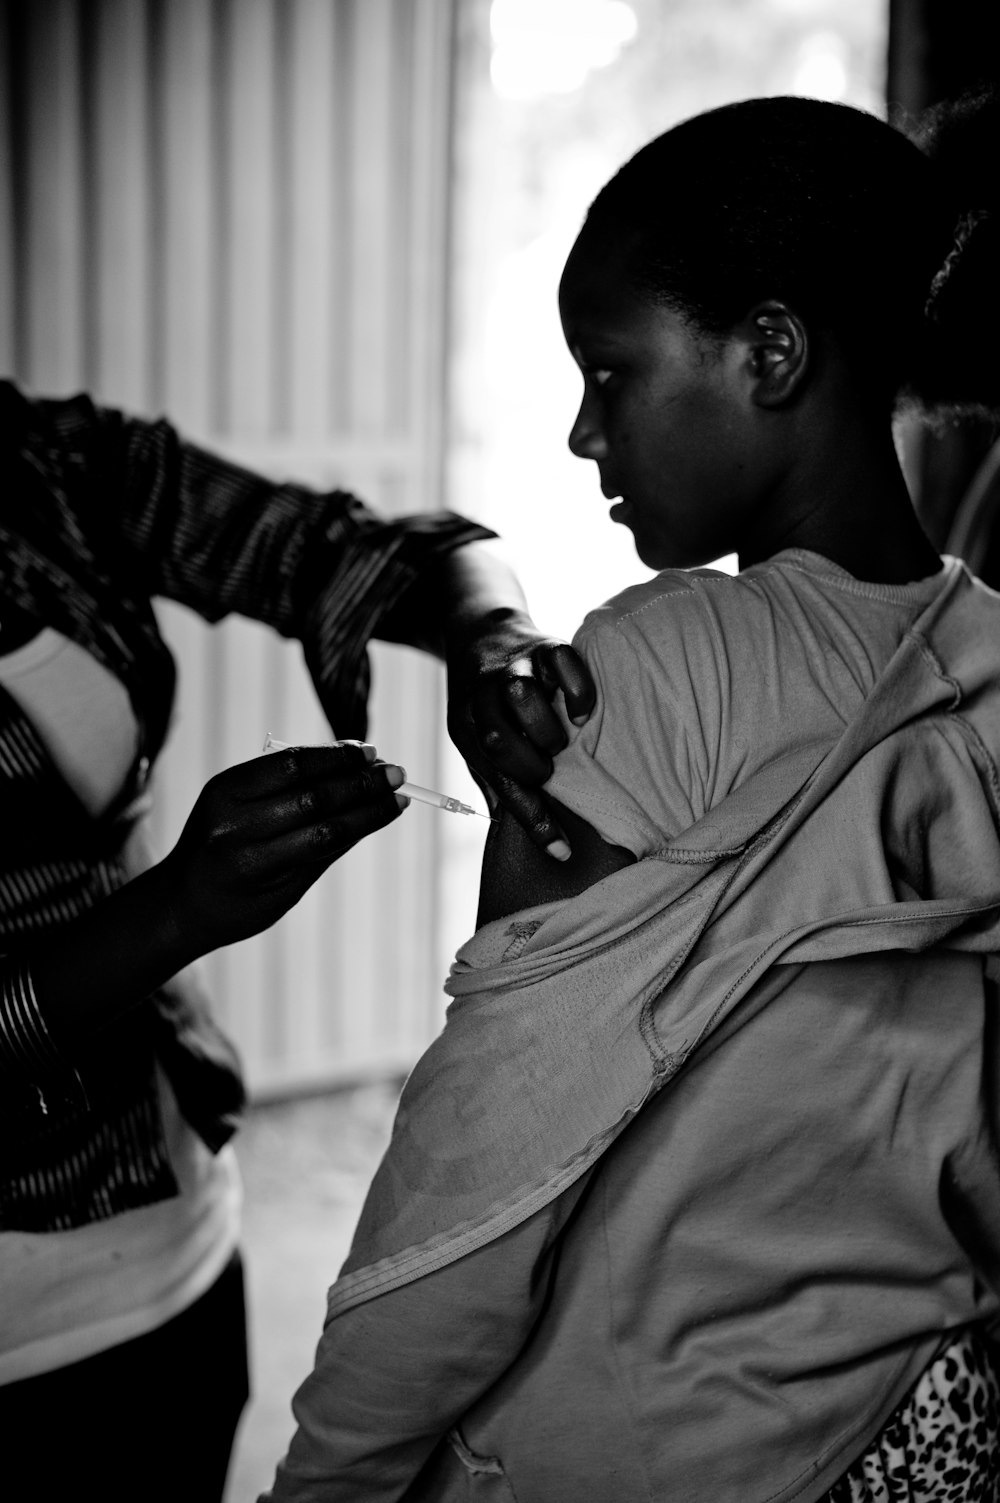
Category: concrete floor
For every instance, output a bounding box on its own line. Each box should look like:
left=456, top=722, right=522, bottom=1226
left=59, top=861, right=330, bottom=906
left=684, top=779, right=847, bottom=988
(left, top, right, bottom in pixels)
left=224, top=1081, right=400, bottom=1502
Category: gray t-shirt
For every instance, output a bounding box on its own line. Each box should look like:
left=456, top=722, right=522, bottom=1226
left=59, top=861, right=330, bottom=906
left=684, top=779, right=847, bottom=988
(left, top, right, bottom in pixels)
left=548, top=549, right=946, bottom=853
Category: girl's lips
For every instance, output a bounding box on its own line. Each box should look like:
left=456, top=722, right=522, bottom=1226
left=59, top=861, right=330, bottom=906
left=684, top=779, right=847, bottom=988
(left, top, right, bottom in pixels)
left=610, top=499, right=632, bottom=523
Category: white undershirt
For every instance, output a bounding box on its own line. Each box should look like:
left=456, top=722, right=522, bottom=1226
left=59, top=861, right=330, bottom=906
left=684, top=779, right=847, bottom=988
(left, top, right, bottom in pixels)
left=0, top=1069, right=242, bottom=1383
left=0, top=627, right=241, bottom=1382
left=0, top=627, right=137, bottom=815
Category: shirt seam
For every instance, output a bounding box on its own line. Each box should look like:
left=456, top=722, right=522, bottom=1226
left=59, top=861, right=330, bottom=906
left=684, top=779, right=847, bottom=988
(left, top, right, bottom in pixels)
left=576, top=557, right=948, bottom=639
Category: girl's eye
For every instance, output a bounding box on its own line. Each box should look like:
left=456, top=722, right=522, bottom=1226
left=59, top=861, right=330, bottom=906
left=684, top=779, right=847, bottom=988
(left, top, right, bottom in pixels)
left=588, top=368, right=614, bottom=387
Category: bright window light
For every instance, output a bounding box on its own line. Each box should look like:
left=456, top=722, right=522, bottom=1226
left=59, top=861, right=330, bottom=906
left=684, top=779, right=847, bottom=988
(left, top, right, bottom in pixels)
left=792, top=32, right=850, bottom=101
left=490, top=0, right=639, bottom=100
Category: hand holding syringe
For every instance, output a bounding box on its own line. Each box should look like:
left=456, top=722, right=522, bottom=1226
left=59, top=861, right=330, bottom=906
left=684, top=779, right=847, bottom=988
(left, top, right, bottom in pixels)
left=262, top=734, right=494, bottom=820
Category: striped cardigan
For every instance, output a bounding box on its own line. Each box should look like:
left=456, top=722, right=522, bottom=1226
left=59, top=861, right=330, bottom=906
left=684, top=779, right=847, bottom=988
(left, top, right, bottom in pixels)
left=0, top=381, right=493, bottom=1232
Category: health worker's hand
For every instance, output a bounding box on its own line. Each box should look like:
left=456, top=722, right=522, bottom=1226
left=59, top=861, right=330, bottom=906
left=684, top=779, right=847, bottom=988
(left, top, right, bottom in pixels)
left=446, top=613, right=595, bottom=859
left=159, top=742, right=405, bottom=954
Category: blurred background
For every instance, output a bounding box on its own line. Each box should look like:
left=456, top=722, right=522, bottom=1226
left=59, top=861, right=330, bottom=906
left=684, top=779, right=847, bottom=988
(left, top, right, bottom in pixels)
left=0, top=0, right=997, bottom=1495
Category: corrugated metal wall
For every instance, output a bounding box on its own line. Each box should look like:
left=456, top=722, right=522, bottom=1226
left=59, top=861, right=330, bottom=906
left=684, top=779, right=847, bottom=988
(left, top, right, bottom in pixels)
left=0, top=0, right=459, bottom=1096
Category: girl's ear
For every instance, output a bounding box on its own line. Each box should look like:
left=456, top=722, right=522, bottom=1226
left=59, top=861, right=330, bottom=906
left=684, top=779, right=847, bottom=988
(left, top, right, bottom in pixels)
left=743, top=301, right=809, bottom=408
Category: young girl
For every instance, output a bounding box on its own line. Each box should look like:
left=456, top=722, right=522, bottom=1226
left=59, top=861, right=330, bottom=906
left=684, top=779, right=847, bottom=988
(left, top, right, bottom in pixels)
left=261, top=90, right=1000, bottom=1502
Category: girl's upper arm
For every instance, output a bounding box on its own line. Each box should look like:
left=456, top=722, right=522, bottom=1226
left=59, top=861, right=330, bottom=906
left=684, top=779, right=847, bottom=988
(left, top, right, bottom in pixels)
left=477, top=797, right=637, bottom=928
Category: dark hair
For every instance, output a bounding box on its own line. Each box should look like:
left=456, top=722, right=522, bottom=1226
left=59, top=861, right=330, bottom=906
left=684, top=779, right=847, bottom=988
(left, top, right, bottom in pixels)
left=583, top=90, right=1000, bottom=417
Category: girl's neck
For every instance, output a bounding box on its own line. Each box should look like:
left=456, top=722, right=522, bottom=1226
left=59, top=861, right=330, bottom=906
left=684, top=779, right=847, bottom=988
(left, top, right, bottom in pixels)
left=740, top=397, right=942, bottom=586
left=751, top=503, right=941, bottom=585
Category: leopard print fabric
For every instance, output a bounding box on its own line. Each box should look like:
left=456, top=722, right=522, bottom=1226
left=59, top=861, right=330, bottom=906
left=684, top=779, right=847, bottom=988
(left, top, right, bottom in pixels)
left=825, top=1328, right=1000, bottom=1502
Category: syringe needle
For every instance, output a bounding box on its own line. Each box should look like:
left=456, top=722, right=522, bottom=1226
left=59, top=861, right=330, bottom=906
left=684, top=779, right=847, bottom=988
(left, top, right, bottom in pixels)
left=396, top=781, right=493, bottom=818
left=262, top=735, right=493, bottom=819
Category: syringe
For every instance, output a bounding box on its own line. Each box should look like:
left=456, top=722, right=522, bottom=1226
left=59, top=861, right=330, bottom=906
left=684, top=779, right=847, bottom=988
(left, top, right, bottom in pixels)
left=391, top=781, right=492, bottom=818
left=262, top=734, right=493, bottom=820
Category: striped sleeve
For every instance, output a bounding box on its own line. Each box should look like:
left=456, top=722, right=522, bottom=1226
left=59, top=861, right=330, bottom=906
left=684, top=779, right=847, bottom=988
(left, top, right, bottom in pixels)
left=115, top=415, right=494, bottom=641
left=300, top=508, right=494, bottom=738
left=0, top=959, right=66, bottom=1079
left=115, top=413, right=494, bottom=735
left=35, top=391, right=496, bottom=738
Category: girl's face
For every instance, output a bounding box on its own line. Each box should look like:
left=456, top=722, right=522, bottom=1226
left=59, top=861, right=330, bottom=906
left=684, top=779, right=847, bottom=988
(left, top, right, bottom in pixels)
left=558, top=230, right=766, bottom=571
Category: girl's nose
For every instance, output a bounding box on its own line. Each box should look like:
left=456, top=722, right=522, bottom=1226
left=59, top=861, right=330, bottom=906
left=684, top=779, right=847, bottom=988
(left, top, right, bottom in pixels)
left=568, top=390, right=608, bottom=461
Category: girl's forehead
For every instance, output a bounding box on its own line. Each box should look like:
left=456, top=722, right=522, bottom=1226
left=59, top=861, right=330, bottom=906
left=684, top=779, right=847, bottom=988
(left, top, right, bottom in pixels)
left=561, top=223, right=629, bottom=288
left=559, top=234, right=649, bottom=336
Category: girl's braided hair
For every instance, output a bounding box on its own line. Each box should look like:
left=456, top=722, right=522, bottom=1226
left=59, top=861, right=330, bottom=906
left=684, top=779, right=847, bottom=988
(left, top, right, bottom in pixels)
left=583, top=89, right=1000, bottom=417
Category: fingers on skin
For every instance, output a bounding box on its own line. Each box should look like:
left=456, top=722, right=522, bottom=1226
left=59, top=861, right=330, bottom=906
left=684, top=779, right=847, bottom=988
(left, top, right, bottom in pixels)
left=545, top=644, right=596, bottom=726
left=475, top=679, right=562, bottom=782
left=501, top=675, right=568, bottom=755
left=478, top=719, right=553, bottom=784
left=492, top=775, right=571, bottom=861
left=474, top=646, right=595, bottom=775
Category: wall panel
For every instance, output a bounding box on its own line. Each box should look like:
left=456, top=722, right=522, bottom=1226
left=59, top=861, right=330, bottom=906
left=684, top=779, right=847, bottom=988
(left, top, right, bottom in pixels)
left=88, top=0, right=153, bottom=401
left=1, top=0, right=458, bottom=1096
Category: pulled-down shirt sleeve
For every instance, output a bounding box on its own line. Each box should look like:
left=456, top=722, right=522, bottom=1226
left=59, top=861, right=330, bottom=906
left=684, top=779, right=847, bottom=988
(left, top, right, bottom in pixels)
left=544, top=563, right=873, bottom=858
